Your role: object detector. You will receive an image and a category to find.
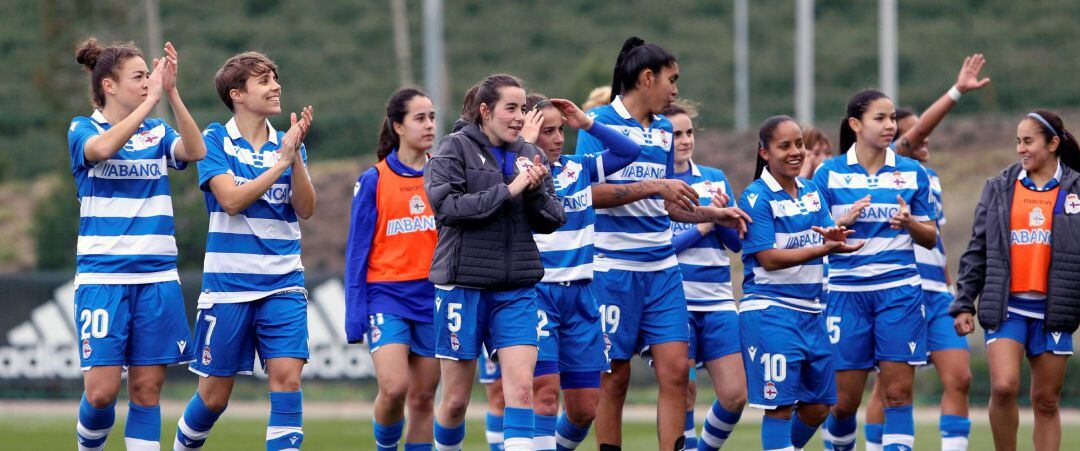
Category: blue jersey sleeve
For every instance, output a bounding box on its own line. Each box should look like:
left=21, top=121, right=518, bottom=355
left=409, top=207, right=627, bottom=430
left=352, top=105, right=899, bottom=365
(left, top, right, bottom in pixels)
left=157, top=120, right=186, bottom=171
left=910, top=165, right=935, bottom=222
left=672, top=226, right=705, bottom=253
left=575, top=121, right=606, bottom=156
left=197, top=127, right=230, bottom=191
left=67, top=117, right=100, bottom=172
left=582, top=122, right=641, bottom=177
left=739, top=186, right=777, bottom=255
left=713, top=172, right=743, bottom=252
left=344, top=168, right=380, bottom=343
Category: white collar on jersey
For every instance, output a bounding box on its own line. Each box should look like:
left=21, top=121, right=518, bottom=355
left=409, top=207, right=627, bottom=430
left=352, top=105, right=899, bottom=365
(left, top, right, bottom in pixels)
left=688, top=161, right=702, bottom=176
left=90, top=109, right=110, bottom=124
left=1017, top=159, right=1062, bottom=183
left=226, top=117, right=279, bottom=145
left=761, top=168, right=804, bottom=192
left=845, top=143, right=896, bottom=167
left=611, top=96, right=663, bottom=122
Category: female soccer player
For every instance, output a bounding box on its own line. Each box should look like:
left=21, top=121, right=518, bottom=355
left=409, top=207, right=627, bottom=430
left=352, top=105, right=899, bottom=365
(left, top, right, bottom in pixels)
left=344, top=87, right=440, bottom=450
left=173, top=51, right=315, bottom=451
left=424, top=73, right=565, bottom=451
left=862, top=53, right=991, bottom=451
left=740, top=115, right=862, bottom=451
left=69, top=38, right=205, bottom=451
left=521, top=93, right=642, bottom=450
left=813, top=89, right=938, bottom=451
left=583, top=36, right=750, bottom=451
left=662, top=102, right=746, bottom=451
left=951, top=110, right=1080, bottom=451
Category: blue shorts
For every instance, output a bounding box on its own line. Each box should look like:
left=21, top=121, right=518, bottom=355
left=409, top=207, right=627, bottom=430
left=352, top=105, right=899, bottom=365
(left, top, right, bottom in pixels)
left=478, top=348, right=501, bottom=383
left=188, top=292, right=310, bottom=377
left=689, top=308, right=741, bottom=364
left=366, top=313, right=436, bottom=358
left=434, top=286, right=539, bottom=361
left=826, top=283, right=928, bottom=370
left=924, top=290, right=969, bottom=353
left=535, top=282, right=610, bottom=373
left=593, top=266, right=689, bottom=360
left=986, top=314, right=1074, bottom=357
left=740, top=306, right=836, bottom=409
left=75, top=281, right=194, bottom=369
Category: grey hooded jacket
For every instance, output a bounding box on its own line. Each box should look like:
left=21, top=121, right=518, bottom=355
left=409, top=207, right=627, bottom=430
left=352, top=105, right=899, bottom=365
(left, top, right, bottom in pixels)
left=949, top=162, right=1080, bottom=333
left=424, top=122, right=566, bottom=289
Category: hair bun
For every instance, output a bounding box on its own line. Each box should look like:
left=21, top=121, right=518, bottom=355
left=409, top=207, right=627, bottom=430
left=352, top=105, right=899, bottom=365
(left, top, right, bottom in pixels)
left=75, top=38, right=102, bottom=70
left=620, top=36, right=646, bottom=54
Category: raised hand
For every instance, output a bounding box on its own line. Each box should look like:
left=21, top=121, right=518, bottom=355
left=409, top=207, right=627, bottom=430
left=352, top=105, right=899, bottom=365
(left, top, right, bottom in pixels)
left=889, top=195, right=913, bottom=230
left=955, top=53, right=991, bottom=93
left=655, top=179, right=700, bottom=212
left=837, top=195, right=871, bottom=227
left=146, top=56, right=167, bottom=103
left=161, top=42, right=179, bottom=93
left=521, top=108, right=544, bottom=144
left=549, top=98, right=594, bottom=130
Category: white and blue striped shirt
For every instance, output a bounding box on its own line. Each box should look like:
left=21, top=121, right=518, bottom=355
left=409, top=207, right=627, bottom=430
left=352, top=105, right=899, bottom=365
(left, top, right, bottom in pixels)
left=812, top=146, right=936, bottom=292
left=915, top=165, right=949, bottom=293
left=739, top=170, right=832, bottom=313
left=196, top=118, right=307, bottom=307
left=576, top=96, right=677, bottom=272
left=535, top=154, right=604, bottom=282
left=67, top=110, right=184, bottom=287
left=671, top=163, right=737, bottom=311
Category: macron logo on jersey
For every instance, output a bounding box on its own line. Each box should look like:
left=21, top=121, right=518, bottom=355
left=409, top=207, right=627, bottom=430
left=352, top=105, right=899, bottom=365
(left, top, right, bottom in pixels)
left=746, top=193, right=759, bottom=208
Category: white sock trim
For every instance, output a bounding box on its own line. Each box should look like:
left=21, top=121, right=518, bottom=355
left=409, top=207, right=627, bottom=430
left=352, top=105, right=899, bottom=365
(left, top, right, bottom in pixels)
left=942, top=435, right=969, bottom=451
left=504, top=437, right=534, bottom=451
left=177, top=417, right=211, bottom=441
left=534, top=435, right=557, bottom=449
left=123, top=437, right=160, bottom=451
left=485, top=430, right=505, bottom=444
left=77, top=422, right=112, bottom=440
left=555, top=432, right=582, bottom=448
left=266, top=426, right=303, bottom=440
left=882, top=433, right=915, bottom=447
left=705, top=409, right=736, bottom=432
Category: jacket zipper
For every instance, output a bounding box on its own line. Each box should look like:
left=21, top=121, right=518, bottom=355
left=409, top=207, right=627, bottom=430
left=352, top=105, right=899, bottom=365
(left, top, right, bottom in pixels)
left=998, top=179, right=1012, bottom=324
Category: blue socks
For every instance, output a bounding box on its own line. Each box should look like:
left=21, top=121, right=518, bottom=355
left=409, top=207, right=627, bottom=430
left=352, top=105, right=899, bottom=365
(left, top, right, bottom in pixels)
left=267, top=391, right=303, bottom=450
left=174, top=392, right=224, bottom=450
left=865, top=422, right=884, bottom=451
left=825, top=413, right=857, bottom=451
left=699, top=400, right=741, bottom=451
left=484, top=413, right=504, bottom=450
left=790, top=413, right=818, bottom=449
left=554, top=413, right=590, bottom=450
left=124, top=402, right=160, bottom=450
left=684, top=410, right=698, bottom=450
left=435, top=420, right=466, bottom=450
left=77, top=394, right=115, bottom=451
left=534, top=413, right=557, bottom=450
left=883, top=405, right=914, bottom=451
left=374, top=419, right=405, bottom=450
left=761, top=416, right=792, bottom=451
left=940, top=414, right=971, bottom=451
left=503, top=407, right=534, bottom=451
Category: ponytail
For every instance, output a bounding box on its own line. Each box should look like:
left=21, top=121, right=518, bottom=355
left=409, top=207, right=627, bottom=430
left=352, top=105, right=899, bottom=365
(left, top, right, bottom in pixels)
left=839, top=89, right=889, bottom=153
left=755, top=115, right=797, bottom=180
left=376, top=88, right=428, bottom=161
left=1027, top=109, right=1080, bottom=172
left=609, top=36, right=676, bottom=102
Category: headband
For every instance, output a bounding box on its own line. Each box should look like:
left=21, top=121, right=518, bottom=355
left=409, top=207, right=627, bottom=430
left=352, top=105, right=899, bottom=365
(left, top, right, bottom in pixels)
left=1028, top=112, right=1059, bottom=138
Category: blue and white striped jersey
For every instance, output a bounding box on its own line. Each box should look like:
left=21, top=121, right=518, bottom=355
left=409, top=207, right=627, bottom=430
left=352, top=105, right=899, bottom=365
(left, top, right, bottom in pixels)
left=671, top=162, right=736, bottom=311
left=738, top=170, right=832, bottom=313
left=196, top=118, right=307, bottom=308
left=812, top=146, right=936, bottom=292
left=576, top=96, right=677, bottom=272
left=535, top=153, right=603, bottom=282
left=915, top=165, right=949, bottom=293
left=67, top=110, right=185, bottom=287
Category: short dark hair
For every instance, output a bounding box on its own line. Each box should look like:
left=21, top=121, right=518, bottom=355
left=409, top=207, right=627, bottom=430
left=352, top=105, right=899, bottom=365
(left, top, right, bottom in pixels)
left=214, top=52, right=278, bottom=112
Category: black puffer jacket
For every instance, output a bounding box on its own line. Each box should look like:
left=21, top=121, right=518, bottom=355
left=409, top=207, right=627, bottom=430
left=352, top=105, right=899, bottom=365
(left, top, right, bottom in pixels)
left=424, top=122, right=566, bottom=289
left=950, top=162, right=1080, bottom=333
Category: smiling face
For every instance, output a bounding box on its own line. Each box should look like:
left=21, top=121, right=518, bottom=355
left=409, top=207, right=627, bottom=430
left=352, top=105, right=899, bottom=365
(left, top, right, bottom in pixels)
left=104, top=57, right=150, bottom=111
left=670, top=113, right=694, bottom=168
left=480, top=86, right=527, bottom=145
left=395, top=95, right=436, bottom=152
left=1016, top=118, right=1059, bottom=173
left=760, top=120, right=806, bottom=180
left=234, top=69, right=282, bottom=116
left=850, top=97, right=897, bottom=151
left=533, top=106, right=565, bottom=163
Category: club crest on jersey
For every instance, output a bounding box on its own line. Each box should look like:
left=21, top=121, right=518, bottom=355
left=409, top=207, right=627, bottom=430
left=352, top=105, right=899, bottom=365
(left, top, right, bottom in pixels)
left=409, top=194, right=426, bottom=215
left=82, top=339, right=92, bottom=359
left=370, top=325, right=382, bottom=343
left=1066, top=193, right=1080, bottom=214
left=449, top=332, right=460, bottom=351
left=202, top=345, right=212, bottom=366
left=763, top=381, right=778, bottom=400
left=657, top=130, right=671, bottom=151
left=891, top=171, right=906, bottom=188
left=1029, top=207, right=1046, bottom=227
left=555, top=160, right=583, bottom=191
left=805, top=192, right=821, bottom=209
left=515, top=156, right=536, bottom=174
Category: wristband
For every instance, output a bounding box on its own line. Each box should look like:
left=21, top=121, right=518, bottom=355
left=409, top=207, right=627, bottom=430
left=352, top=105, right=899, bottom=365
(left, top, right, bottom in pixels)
left=947, top=86, right=962, bottom=101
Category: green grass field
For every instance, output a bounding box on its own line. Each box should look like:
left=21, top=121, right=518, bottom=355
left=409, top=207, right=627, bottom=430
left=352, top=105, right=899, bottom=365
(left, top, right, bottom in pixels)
left=4, top=414, right=1077, bottom=450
